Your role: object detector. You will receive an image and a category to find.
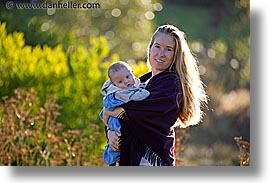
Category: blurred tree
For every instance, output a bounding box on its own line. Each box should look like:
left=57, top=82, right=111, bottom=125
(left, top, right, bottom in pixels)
left=0, top=0, right=158, bottom=130
left=202, top=0, right=250, bottom=92
left=156, top=0, right=249, bottom=91
left=0, top=21, right=148, bottom=130
left=0, top=0, right=163, bottom=61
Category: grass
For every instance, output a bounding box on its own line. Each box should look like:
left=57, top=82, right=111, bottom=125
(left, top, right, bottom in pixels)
left=0, top=88, right=104, bottom=166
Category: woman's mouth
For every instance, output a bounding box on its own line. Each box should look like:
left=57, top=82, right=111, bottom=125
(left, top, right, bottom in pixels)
left=155, top=59, right=165, bottom=63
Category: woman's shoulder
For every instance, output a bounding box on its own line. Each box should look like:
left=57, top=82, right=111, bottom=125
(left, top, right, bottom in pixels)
left=152, top=71, right=179, bottom=82
left=146, top=71, right=180, bottom=91
left=139, top=72, right=152, bottom=83
left=144, top=71, right=182, bottom=98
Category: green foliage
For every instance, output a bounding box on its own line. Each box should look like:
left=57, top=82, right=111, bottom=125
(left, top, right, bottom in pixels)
left=0, top=22, right=149, bottom=165
left=0, top=7, right=58, bottom=47
left=0, top=22, right=68, bottom=97
left=0, top=22, right=113, bottom=131
left=0, top=0, right=161, bottom=61
left=0, top=19, right=148, bottom=130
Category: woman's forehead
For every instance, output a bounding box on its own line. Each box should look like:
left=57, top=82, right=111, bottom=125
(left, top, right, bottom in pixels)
left=153, top=33, right=175, bottom=48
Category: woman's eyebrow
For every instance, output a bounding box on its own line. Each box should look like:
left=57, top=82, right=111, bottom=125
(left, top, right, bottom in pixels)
left=154, top=42, right=174, bottom=49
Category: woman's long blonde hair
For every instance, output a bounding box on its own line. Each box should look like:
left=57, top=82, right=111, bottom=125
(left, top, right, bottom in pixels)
left=147, top=25, right=208, bottom=128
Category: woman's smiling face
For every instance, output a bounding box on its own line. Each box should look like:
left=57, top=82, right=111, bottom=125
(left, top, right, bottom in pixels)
left=149, top=33, right=175, bottom=76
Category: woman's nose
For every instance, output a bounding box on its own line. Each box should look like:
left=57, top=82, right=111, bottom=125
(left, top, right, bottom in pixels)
left=158, top=49, right=165, bottom=56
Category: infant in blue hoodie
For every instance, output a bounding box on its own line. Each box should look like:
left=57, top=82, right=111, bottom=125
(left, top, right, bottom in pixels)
left=99, top=61, right=150, bottom=165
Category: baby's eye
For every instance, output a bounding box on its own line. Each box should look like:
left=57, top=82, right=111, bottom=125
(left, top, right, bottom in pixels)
left=118, top=81, right=122, bottom=83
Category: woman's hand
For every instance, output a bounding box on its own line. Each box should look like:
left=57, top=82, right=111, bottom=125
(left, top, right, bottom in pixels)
left=103, top=107, right=125, bottom=127
left=107, top=130, right=121, bottom=151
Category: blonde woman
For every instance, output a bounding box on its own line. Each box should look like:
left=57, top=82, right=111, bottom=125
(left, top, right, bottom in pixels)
left=103, top=24, right=207, bottom=166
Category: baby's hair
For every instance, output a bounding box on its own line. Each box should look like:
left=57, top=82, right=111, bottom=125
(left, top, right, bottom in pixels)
left=108, top=61, right=133, bottom=80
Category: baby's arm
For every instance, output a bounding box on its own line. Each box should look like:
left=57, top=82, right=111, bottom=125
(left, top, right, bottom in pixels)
left=128, top=88, right=150, bottom=101
left=114, top=87, right=150, bottom=102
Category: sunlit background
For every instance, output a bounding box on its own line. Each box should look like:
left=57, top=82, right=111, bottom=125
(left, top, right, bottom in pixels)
left=0, top=0, right=250, bottom=166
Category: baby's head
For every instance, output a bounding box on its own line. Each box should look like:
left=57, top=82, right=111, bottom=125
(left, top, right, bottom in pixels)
left=108, top=61, right=135, bottom=89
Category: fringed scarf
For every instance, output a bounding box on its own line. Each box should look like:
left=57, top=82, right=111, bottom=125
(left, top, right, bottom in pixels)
left=119, top=71, right=182, bottom=166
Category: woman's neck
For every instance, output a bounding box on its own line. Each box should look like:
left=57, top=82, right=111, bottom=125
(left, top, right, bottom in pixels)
left=152, top=70, right=162, bottom=77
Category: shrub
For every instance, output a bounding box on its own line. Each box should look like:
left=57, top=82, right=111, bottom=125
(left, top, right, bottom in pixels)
left=234, top=136, right=250, bottom=166
left=0, top=88, right=104, bottom=166
left=0, top=22, right=149, bottom=165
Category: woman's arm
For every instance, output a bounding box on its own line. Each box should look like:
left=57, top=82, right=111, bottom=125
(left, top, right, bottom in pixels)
left=121, top=72, right=182, bottom=134
left=107, top=130, right=121, bottom=151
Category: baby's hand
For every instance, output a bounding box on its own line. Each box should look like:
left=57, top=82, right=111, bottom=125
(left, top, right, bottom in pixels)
left=103, top=109, right=110, bottom=127
left=103, top=107, right=125, bottom=127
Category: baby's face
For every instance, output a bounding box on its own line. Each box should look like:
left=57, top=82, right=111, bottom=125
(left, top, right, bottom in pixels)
left=111, top=68, right=135, bottom=89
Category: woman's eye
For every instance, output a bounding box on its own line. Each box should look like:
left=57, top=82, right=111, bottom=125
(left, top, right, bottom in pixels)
left=167, top=48, right=173, bottom=52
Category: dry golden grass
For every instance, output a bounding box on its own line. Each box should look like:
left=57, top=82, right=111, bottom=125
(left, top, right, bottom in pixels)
left=0, top=88, right=104, bottom=166
left=234, top=136, right=250, bottom=166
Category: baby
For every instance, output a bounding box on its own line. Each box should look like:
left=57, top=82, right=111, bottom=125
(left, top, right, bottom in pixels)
left=99, top=61, right=150, bottom=165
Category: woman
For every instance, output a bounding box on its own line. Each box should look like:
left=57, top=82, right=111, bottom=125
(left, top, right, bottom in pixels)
left=103, top=24, right=207, bottom=166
